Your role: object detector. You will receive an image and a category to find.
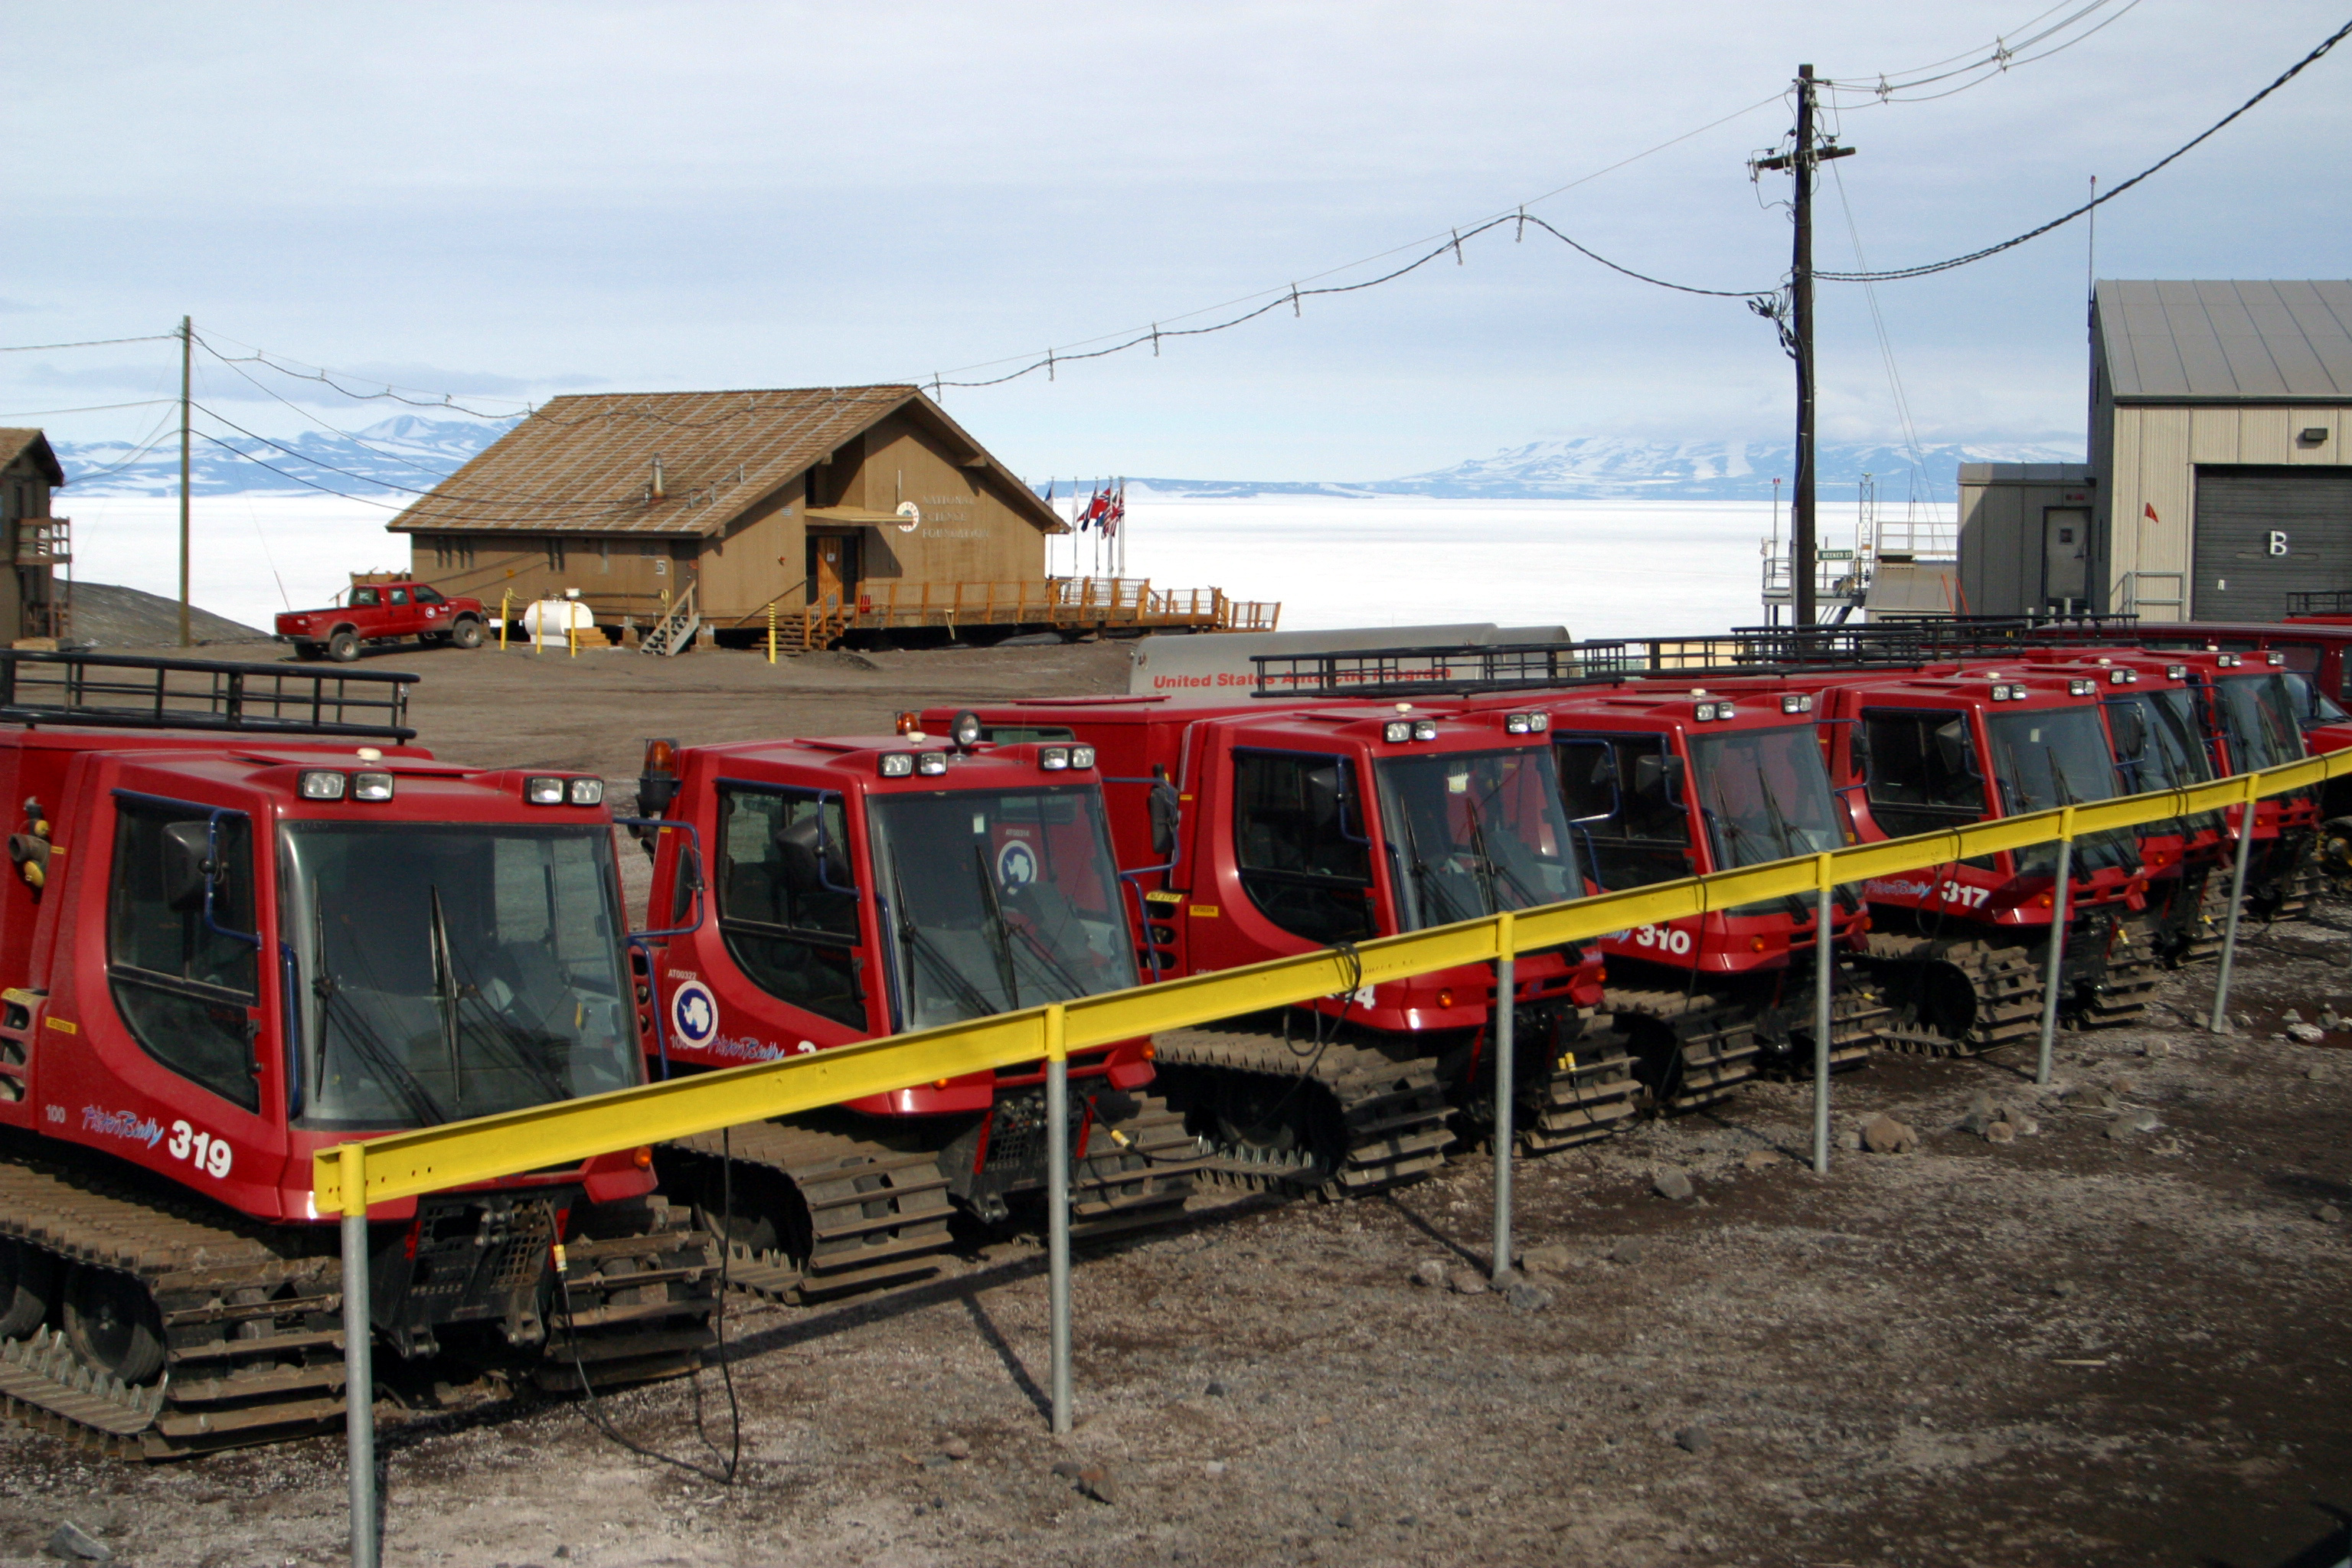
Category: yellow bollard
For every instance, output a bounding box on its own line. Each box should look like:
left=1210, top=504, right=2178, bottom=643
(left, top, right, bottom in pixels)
left=567, top=611, right=577, bottom=658
left=767, top=603, right=776, bottom=665
left=498, top=591, right=511, bottom=651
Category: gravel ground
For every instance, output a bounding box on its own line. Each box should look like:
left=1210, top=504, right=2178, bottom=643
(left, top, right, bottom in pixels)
left=3, top=642, right=2348, bottom=1566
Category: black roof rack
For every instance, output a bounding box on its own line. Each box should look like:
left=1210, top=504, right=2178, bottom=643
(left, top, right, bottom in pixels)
left=0, top=652, right=416, bottom=740
left=2285, top=590, right=2352, bottom=618
left=1249, top=615, right=2150, bottom=700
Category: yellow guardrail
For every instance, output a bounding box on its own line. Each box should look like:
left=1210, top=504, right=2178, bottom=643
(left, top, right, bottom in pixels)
left=312, top=749, right=2350, bottom=1214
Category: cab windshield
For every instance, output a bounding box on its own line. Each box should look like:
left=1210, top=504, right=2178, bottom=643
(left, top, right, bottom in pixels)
left=283, top=823, right=638, bottom=1132
left=2107, top=688, right=2223, bottom=840
left=2213, top=673, right=2307, bottom=772
left=1687, top=724, right=1843, bottom=870
left=867, top=786, right=1135, bottom=1031
left=1374, top=747, right=1577, bottom=931
left=1984, top=708, right=2134, bottom=875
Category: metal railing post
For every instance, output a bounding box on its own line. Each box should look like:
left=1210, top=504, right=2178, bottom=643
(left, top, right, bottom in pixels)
left=339, top=1144, right=378, bottom=1568
left=2036, top=808, right=2076, bottom=1086
left=1490, top=910, right=1516, bottom=1283
left=2210, top=776, right=2262, bottom=1033
left=1813, top=854, right=1834, bottom=1174
left=1044, top=1003, right=1073, bottom=1435
left=498, top=590, right=510, bottom=651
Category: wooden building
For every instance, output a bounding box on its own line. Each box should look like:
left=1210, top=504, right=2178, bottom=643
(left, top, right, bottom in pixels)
left=388, top=386, right=1272, bottom=650
left=0, top=430, right=68, bottom=644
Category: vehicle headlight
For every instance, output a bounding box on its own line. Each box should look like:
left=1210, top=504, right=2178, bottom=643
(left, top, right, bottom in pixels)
left=879, top=753, right=915, bottom=778
left=1039, top=746, right=1071, bottom=770
left=1504, top=711, right=1549, bottom=734
left=1412, top=720, right=1438, bottom=741
left=2069, top=679, right=2096, bottom=696
left=568, top=777, right=605, bottom=805
left=352, top=772, right=395, bottom=802
left=525, top=776, right=566, bottom=805
left=1383, top=720, right=1412, bottom=743
left=916, top=752, right=949, bottom=776
left=1070, top=745, right=1096, bottom=769
left=299, top=769, right=347, bottom=800
left=1780, top=694, right=1814, bottom=714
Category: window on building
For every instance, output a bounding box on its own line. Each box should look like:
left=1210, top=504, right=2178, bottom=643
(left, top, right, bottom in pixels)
left=547, top=538, right=567, bottom=573
left=430, top=536, right=475, bottom=571
left=107, top=799, right=261, bottom=1110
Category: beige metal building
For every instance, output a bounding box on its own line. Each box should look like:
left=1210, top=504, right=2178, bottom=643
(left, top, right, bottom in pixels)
left=389, top=386, right=1269, bottom=650
left=1955, top=462, right=2096, bottom=616
left=2089, top=279, right=2352, bottom=622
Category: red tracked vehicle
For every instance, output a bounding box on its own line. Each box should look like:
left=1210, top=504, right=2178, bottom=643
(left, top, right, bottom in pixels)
left=0, top=654, right=715, bottom=1459
left=1426, top=681, right=1886, bottom=1105
left=918, top=697, right=1624, bottom=1187
left=1682, top=662, right=2158, bottom=1054
left=625, top=722, right=1199, bottom=1303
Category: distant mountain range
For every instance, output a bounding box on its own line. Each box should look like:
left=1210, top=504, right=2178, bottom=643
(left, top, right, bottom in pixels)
left=54, top=417, right=2082, bottom=504
left=1120, top=436, right=2085, bottom=502
left=56, top=414, right=516, bottom=498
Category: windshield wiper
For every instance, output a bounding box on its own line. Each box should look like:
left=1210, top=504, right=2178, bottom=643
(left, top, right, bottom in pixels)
left=884, top=850, right=1001, bottom=1022
left=1393, top=809, right=1472, bottom=926
left=307, top=892, right=448, bottom=1125
left=428, top=887, right=464, bottom=1108
left=971, top=844, right=1022, bottom=1010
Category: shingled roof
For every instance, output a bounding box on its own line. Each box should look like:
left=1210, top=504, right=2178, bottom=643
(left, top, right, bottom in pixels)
left=387, top=385, right=1058, bottom=536
left=2096, top=280, right=2352, bottom=403
left=0, top=430, right=66, bottom=487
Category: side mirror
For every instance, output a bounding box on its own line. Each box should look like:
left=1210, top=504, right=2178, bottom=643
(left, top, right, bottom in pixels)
left=2107, top=704, right=2148, bottom=764
left=162, top=820, right=214, bottom=912
left=1632, top=753, right=1686, bottom=804
left=1848, top=727, right=1873, bottom=779
left=1933, top=719, right=1979, bottom=779
left=1148, top=781, right=1180, bottom=860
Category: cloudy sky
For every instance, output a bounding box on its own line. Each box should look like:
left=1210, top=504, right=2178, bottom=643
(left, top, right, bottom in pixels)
left=6, top=1, right=2347, bottom=482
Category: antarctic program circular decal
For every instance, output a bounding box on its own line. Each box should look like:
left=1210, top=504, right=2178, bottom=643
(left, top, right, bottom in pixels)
left=995, top=838, right=1038, bottom=888
left=671, top=979, right=720, bottom=1047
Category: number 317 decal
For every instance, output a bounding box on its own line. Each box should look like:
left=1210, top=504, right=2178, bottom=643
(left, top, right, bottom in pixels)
left=1939, top=881, right=1991, bottom=909
left=168, top=1119, right=234, bottom=1179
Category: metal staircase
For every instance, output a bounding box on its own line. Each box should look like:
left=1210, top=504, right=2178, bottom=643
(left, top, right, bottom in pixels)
left=640, top=582, right=700, bottom=657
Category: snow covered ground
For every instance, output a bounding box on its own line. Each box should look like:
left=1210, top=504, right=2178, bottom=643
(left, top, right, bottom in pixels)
left=68, top=495, right=403, bottom=632
left=65, top=492, right=1920, bottom=641
left=1081, top=495, right=1907, bottom=639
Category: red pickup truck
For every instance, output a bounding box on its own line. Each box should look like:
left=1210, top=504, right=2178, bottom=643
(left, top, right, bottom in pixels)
left=276, top=579, right=488, bottom=661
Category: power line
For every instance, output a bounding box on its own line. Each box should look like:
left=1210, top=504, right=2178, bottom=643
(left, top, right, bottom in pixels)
left=1819, top=0, right=2143, bottom=105
left=0, top=334, right=176, bottom=353
left=193, top=329, right=535, bottom=418
left=0, top=399, right=177, bottom=419
left=1818, top=14, right=2352, bottom=283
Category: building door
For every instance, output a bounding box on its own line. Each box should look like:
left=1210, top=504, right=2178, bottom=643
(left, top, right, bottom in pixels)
left=2192, top=466, right=2352, bottom=622
left=807, top=533, right=860, bottom=609
left=2042, top=507, right=2089, bottom=609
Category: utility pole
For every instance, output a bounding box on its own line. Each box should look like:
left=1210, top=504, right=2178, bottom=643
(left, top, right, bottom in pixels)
left=1756, top=67, right=1852, bottom=626
left=178, top=316, right=192, bottom=648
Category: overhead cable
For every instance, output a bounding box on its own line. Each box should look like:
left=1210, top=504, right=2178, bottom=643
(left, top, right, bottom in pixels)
left=1818, top=14, right=2352, bottom=283
left=1819, top=0, right=2143, bottom=105
left=0, top=334, right=177, bottom=353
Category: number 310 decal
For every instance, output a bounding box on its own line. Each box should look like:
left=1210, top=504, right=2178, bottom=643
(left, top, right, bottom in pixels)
left=167, top=1119, right=234, bottom=1179
left=1632, top=923, right=1694, bottom=956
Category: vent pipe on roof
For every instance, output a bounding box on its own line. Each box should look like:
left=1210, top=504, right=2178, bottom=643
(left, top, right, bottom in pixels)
left=651, top=453, right=667, bottom=503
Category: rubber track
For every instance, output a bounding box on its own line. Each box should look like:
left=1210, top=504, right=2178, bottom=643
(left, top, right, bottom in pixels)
left=1517, top=1043, right=1641, bottom=1156
left=2075, top=918, right=2162, bottom=1029
left=1067, top=1093, right=1205, bottom=1243
left=1599, top=988, right=1761, bottom=1112
left=1151, top=1027, right=1452, bottom=1199
left=668, top=1120, right=957, bottom=1305
left=1865, top=934, right=2042, bottom=1058
left=0, top=1152, right=716, bottom=1459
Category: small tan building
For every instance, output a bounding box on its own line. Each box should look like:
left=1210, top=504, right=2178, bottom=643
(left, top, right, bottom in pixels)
left=388, top=385, right=1267, bottom=650
left=0, top=430, right=68, bottom=643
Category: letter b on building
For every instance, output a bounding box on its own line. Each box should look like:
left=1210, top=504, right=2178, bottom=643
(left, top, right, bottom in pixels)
left=2269, top=531, right=2291, bottom=556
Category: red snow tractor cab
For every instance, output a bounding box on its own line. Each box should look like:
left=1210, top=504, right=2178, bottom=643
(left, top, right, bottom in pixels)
left=916, top=697, right=1624, bottom=1185
left=0, top=653, right=714, bottom=1458
left=625, top=720, right=1199, bottom=1304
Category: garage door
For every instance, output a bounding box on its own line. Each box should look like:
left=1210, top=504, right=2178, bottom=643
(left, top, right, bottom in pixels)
left=2193, top=466, right=2352, bottom=622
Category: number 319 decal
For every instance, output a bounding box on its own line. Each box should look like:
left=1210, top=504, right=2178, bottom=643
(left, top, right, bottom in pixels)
left=167, top=1119, right=234, bottom=1180
left=1939, top=880, right=1991, bottom=909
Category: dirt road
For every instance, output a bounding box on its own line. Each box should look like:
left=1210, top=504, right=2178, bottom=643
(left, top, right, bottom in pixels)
left=2, top=641, right=2346, bottom=1566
